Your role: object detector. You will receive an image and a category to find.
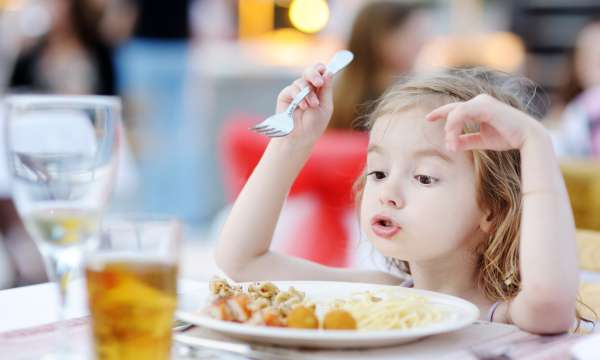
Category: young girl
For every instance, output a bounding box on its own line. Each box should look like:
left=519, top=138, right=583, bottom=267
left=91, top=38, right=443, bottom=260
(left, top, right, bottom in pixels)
left=215, top=64, right=579, bottom=334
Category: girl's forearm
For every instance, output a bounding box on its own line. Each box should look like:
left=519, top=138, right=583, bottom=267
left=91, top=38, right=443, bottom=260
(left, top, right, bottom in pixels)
left=215, top=139, right=314, bottom=277
left=518, top=127, right=578, bottom=305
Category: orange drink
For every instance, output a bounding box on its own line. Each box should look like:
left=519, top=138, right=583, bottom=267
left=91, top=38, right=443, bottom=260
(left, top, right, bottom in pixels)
left=85, top=217, right=181, bottom=360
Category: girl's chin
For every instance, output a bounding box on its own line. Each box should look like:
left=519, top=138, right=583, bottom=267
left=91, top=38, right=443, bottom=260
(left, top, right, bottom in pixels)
left=369, top=237, right=409, bottom=258
left=369, top=237, right=436, bottom=262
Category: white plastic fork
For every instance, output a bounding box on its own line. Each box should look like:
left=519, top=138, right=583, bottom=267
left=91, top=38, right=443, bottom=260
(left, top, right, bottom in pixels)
left=250, top=50, right=354, bottom=137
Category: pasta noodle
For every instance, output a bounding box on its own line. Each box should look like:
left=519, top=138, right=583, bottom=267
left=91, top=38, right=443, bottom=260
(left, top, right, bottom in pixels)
left=330, top=290, right=444, bottom=330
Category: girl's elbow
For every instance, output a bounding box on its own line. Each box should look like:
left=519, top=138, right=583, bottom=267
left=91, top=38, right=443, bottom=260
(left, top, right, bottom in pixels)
left=214, top=248, right=259, bottom=282
left=214, top=248, right=240, bottom=280
left=520, top=315, right=574, bottom=335
left=520, top=318, right=574, bottom=335
left=214, top=258, right=245, bottom=282
left=517, top=298, right=576, bottom=334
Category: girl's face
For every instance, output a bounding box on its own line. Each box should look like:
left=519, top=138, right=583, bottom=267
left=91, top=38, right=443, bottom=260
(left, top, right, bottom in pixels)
left=360, top=107, right=487, bottom=262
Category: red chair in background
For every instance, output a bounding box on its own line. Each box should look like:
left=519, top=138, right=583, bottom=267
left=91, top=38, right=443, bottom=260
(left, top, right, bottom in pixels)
left=220, top=115, right=368, bottom=267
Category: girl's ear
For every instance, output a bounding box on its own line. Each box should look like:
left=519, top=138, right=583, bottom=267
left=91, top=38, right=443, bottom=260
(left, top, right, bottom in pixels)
left=480, top=209, right=493, bottom=234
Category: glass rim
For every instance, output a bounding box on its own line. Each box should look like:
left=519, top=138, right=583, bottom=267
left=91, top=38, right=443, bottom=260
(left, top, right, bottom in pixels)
left=3, top=94, right=121, bottom=109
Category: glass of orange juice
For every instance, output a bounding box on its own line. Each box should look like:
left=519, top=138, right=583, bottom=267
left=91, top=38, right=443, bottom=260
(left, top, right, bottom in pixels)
left=85, top=216, right=181, bottom=360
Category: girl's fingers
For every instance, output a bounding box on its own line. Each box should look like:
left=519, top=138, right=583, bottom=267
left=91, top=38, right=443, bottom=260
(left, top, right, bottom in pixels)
left=426, top=102, right=461, bottom=121
left=279, top=85, right=311, bottom=111
left=292, top=79, right=314, bottom=108
left=293, top=77, right=322, bottom=108
left=277, top=85, right=297, bottom=104
left=281, top=62, right=330, bottom=113
left=309, top=93, right=319, bottom=107
left=303, top=63, right=326, bottom=88
left=425, top=102, right=464, bottom=150
left=444, top=107, right=469, bottom=151
left=317, top=72, right=334, bottom=105
left=428, top=96, right=522, bottom=151
left=443, top=101, right=491, bottom=151
left=293, top=78, right=309, bottom=90
left=316, top=63, right=327, bottom=75
left=455, top=133, right=485, bottom=151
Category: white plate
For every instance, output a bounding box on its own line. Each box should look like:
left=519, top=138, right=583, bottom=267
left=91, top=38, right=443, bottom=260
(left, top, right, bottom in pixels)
left=176, top=281, right=480, bottom=348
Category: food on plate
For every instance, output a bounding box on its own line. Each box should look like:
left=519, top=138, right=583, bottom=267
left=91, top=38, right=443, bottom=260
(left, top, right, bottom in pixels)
left=332, top=290, right=444, bottom=330
left=287, top=306, right=319, bottom=329
left=202, top=278, right=444, bottom=331
left=204, top=277, right=311, bottom=327
left=323, top=309, right=357, bottom=330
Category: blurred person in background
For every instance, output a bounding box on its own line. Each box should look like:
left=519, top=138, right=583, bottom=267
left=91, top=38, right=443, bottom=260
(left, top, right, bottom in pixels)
left=9, top=0, right=115, bottom=95
left=328, top=0, right=430, bottom=131
left=552, top=18, right=600, bottom=158
left=3, top=0, right=116, bottom=288
left=115, top=0, right=208, bottom=227
left=3, top=0, right=138, bottom=288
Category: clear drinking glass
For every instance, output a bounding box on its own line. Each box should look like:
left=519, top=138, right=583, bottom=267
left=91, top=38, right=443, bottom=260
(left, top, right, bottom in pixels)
left=85, top=216, right=181, bottom=360
left=3, top=95, right=120, bottom=358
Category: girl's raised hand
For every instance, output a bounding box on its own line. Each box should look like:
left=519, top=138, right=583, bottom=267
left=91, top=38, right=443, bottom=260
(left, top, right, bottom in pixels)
left=274, top=63, right=334, bottom=146
left=425, top=94, right=545, bottom=152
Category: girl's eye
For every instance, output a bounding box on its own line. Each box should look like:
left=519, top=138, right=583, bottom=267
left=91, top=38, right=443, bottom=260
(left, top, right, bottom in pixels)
left=415, top=175, right=438, bottom=185
left=367, top=171, right=386, bottom=180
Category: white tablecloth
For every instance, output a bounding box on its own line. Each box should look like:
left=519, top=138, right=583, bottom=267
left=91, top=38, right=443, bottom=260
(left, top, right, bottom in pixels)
left=0, top=278, right=205, bottom=333
left=0, top=279, right=597, bottom=359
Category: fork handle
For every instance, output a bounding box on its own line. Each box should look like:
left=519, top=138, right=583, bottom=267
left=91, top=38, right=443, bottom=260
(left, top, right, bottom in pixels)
left=286, top=86, right=311, bottom=117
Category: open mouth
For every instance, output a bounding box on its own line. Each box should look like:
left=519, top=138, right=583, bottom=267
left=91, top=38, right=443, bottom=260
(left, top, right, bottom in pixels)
left=371, top=215, right=401, bottom=239
left=376, top=218, right=394, bottom=227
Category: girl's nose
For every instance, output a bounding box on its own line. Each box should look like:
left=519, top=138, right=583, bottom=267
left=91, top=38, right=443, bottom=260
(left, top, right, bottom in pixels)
left=379, top=183, right=404, bottom=209
left=381, top=197, right=404, bottom=209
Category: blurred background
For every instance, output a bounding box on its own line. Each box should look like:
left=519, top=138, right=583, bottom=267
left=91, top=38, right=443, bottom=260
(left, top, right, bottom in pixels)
left=1, top=0, right=600, bottom=292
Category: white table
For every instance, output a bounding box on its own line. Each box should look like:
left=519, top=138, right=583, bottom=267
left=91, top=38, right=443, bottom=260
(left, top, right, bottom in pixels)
left=0, top=279, right=594, bottom=360
left=0, top=279, right=205, bottom=333
left=0, top=279, right=208, bottom=359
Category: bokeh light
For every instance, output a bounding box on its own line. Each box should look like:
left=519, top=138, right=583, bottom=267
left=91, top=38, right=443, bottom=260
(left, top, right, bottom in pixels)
left=289, top=0, right=329, bottom=34
left=0, top=0, right=24, bottom=10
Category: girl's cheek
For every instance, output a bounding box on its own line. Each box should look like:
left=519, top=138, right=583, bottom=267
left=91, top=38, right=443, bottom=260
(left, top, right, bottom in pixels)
left=359, top=194, right=377, bottom=224
left=359, top=199, right=374, bottom=224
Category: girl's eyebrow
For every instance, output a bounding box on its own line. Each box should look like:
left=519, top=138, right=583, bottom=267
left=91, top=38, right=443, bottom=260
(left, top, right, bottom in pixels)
left=413, top=148, right=452, bottom=163
left=367, top=144, right=452, bottom=163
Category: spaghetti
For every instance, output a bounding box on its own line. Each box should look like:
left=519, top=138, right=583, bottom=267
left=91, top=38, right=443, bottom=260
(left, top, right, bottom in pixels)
left=330, top=290, right=444, bottom=330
